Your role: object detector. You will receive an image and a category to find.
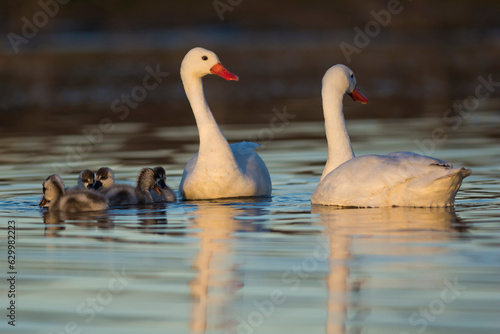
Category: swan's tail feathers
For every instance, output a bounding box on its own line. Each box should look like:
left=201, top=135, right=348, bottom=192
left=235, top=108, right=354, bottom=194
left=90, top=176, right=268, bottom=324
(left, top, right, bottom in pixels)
left=436, top=167, right=472, bottom=181
left=460, top=168, right=472, bottom=178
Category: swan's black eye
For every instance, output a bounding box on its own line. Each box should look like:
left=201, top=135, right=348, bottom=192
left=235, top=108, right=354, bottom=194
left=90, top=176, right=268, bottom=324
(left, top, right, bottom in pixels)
left=202, top=55, right=208, bottom=61
left=350, top=73, right=354, bottom=78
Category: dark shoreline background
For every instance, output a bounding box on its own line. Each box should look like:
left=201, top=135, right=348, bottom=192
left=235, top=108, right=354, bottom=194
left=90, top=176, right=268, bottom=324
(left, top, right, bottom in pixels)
left=1, top=0, right=499, bottom=135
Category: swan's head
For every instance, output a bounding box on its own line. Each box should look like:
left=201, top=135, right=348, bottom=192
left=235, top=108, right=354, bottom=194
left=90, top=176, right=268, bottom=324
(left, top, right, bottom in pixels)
left=181, top=47, right=239, bottom=81
left=153, top=166, right=168, bottom=188
left=323, top=64, right=367, bottom=104
left=137, top=168, right=162, bottom=194
left=39, top=174, right=65, bottom=207
left=94, top=167, right=115, bottom=190
left=78, top=169, right=95, bottom=190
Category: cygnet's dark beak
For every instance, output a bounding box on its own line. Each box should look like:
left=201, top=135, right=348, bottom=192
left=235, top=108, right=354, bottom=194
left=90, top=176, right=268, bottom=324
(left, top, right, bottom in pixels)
left=157, top=179, right=167, bottom=188
left=94, top=181, right=103, bottom=190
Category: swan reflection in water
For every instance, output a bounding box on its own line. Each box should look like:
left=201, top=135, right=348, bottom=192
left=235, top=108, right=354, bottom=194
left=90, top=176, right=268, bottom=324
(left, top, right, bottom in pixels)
left=187, top=199, right=270, bottom=334
left=41, top=199, right=468, bottom=333
left=312, top=206, right=466, bottom=334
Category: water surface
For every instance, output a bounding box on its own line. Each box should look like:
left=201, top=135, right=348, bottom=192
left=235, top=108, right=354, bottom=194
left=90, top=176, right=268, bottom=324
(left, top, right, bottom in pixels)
left=0, top=112, right=499, bottom=334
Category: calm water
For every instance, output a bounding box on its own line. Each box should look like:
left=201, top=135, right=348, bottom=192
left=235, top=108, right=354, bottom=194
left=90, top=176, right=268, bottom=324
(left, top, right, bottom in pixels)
left=0, top=111, right=499, bottom=334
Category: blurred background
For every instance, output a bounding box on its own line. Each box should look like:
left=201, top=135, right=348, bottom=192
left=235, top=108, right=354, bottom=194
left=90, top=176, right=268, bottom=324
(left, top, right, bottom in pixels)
left=0, top=0, right=499, bottom=135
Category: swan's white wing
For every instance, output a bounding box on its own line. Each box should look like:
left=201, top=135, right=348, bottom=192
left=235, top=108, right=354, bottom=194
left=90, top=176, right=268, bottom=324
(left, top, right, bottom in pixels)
left=313, top=153, right=470, bottom=207
left=331, top=154, right=454, bottom=188
left=230, top=141, right=272, bottom=196
left=385, top=151, right=452, bottom=168
left=179, top=141, right=271, bottom=199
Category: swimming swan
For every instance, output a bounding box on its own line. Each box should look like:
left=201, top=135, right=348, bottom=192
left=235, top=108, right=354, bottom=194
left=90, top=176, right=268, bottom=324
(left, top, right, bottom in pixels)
left=178, top=47, right=272, bottom=200
left=95, top=167, right=161, bottom=206
left=151, top=166, right=177, bottom=202
left=39, top=175, right=108, bottom=212
left=311, top=64, right=471, bottom=207
left=76, top=169, right=95, bottom=190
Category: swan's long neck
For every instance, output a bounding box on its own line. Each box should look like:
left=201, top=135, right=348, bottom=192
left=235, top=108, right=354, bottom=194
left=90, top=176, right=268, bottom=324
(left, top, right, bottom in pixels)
left=181, top=74, right=232, bottom=159
left=320, top=87, right=355, bottom=181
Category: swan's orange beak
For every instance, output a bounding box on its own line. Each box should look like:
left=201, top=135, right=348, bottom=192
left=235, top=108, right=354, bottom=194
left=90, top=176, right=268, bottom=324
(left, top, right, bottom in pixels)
left=348, top=86, right=368, bottom=104
left=210, top=63, right=239, bottom=81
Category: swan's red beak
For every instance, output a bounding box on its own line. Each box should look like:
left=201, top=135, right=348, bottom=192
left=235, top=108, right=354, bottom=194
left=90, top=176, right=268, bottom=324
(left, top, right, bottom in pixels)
left=210, top=63, right=239, bottom=81
left=348, top=86, right=368, bottom=104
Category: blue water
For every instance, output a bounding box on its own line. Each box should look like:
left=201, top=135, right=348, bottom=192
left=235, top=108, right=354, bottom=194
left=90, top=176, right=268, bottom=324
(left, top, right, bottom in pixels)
left=0, top=113, right=499, bottom=334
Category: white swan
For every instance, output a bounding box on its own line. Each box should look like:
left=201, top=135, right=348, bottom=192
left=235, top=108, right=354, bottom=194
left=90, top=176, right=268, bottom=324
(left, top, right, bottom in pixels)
left=311, top=64, right=472, bottom=207
left=178, top=47, right=272, bottom=200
